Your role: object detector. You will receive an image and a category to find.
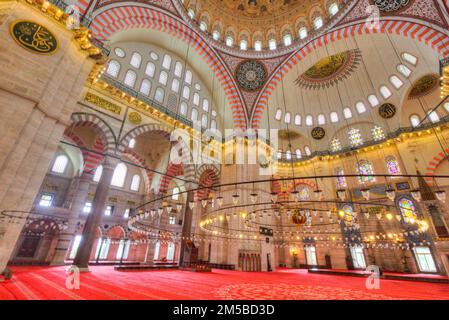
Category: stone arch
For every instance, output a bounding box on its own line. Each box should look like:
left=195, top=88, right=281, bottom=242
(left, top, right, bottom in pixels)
left=159, top=163, right=184, bottom=194
left=252, top=20, right=449, bottom=128
left=106, top=225, right=127, bottom=240
left=425, top=149, right=449, bottom=185
left=69, top=113, right=117, bottom=155
left=195, top=164, right=221, bottom=200
left=119, top=123, right=195, bottom=182
left=89, top=4, right=246, bottom=129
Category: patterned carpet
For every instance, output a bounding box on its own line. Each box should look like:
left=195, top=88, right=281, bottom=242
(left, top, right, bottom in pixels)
left=1, top=266, right=449, bottom=300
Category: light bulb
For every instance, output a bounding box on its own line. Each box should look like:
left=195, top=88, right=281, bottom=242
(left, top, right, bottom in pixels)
left=201, top=199, right=208, bottom=208
left=386, top=189, right=396, bottom=201
left=314, top=189, right=323, bottom=200
left=176, top=203, right=183, bottom=212
left=216, top=196, right=224, bottom=207
left=232, top=194, right=240, bottom=205
left=337, top=189, right=346, bottom=201
left=361, top=188, right=370, bottom=201
left=411, top=189, right=422, bottom=202
left=435, top=190, right=446, bottom=203
left=250, top=193, right=258, bottom=204
left=188, top=201, right=195, bottom=210
left=270, top=192, right=278, bottom=203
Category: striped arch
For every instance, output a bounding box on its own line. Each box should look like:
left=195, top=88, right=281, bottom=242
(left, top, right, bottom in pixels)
left=70, top=113, right=117, bottom=155
left=195, top=165, right=221, bottom=201
left=90, top=4, right=246, bottom=129
left=122, top=150, right=152, bottom=193
left=252, top=20, right=449, bottom=128
left=75, top=0, right=89, bottom=15
left=425, top=149, right=449, bottom=185
left=119, top=123, right=195, bottom=182
left=159, top=163, right=184, bottom=194
left=63, top=130, right=88, bottom=163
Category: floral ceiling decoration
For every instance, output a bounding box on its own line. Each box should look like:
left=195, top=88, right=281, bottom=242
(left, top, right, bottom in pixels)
left=235, top=60, right=267, bottom=92
left=408, top=74, right=439, bottom=99
left=294, top=49, right=362, bottom=90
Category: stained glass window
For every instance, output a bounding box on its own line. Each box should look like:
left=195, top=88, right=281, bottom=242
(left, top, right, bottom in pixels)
left=330, top=138, right=341, bottom=152
left=357, top=160, right=375, bottom=183
left=348, top=128, right=363, bottom=147
left=342, top=205, right=356, bottom=224
left=335, top=167, right=347, bottom=188
left=372, top=125, right=385, bottom=141
left=386, top=156, right=401, bottom=176
left=398, top=198, right=418, bottom=221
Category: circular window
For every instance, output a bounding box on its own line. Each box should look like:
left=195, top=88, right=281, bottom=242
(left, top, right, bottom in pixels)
left=150, top=51, right=159, bottom=60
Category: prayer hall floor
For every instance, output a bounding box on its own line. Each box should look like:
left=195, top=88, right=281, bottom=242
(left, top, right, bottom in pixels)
left=1, top=266, right=448, bottom=300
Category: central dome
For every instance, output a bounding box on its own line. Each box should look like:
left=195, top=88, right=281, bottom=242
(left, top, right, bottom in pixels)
left=182, top=0, right=343, bottom=52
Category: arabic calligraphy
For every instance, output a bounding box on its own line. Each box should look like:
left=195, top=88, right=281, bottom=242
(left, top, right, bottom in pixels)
left=373, top=0, right=410, bottom=12
left=10, top=20, right=58, bottom=54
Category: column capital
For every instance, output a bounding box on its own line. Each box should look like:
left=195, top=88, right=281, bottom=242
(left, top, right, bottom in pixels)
left=102, top=156, right=120, bottom=171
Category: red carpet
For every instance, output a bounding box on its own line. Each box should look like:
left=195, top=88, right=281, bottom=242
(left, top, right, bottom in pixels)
left=1, top=266, right=448, bottom=300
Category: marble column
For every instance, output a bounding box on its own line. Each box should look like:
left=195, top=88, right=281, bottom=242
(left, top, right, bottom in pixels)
left=51, top=172, right=93, bottom=265
left=72, top=158, right=116, bottom=271
left=179, top=190, right=195, bottom=266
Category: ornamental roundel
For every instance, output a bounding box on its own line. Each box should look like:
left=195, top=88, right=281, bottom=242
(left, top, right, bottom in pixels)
left=372, top=0, right=412, bottom=12
left=10, top=20, right=58, bottom=54
left=311, top=127, right=325, bottom=140
left=235, top=60, right=267, bottom=92
left=128, top=112, right=142, bottom=125
left=408, top=74, right=439, bottom=99
left=379, top=103, right=397, bottom=119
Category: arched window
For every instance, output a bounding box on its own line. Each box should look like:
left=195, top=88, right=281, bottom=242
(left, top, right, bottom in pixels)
left=427, top=109, right=440, bottom=123
left=193, top=93, right=200, bottom=106
left=402, top=52, right=418, bottom=66
left=93, top=165, right=103, bottom=182
left=191, top=108, right=198, bottom=122
left=167, top=242, right=175, bottom=260
left=385, top=156, right=401, bottom=176
left=153, top=241, right=161, bottom=260
left=96, top=238, right=111, bottom=260
left=111, top=163, right=127, bottom=187
left=368, top=95, right=379, bottom=107
left=254, top=40, right=262, bottom=51
left=182, top=86, right=190, bottom=99
left=283, top=34, right=292, bottom=46
left=139, top=79, right=151, bottom=95
left=240, top=40, right=248, bottom=51
left=185, top=70, right=193, bottom=84
left=286, top=150, right=292, bottom=160
left=343, top=107, right=353, bottom=119
left=159, top=71, right=168, bottom=85
left=51, top=155, right=69, bottom=174
left=317, top=114, right=326, bottom=125
left=145, top=62, right=155, bottom=77
left=314, top=17, right=323, bottom=29
left=304, top=146, right=311, bottom=156
left=212, top=31, right=220, bottom=40
left=397, top=64, right=412, bottom=77
left=114, top=47, right=125, bottom=58
left=380, top=85, right=392, bottom=99
left=295, top=149, right=302, bottom=159
left=298, top=27, right=308, bottom=39
left=284, top=112, right=291, bottom=124
left=269, top=39, right=277, bottom=50
left=355, top=102, right=366, bottom=114
left=188, top=9, right=195, bottom=18
left=124, top=70, right=137, bottom=87
left=211, top=119, right=217, bottom=130
left=180, top=102, right=188, bottom=116
left=225, top=36, right=234, bottom=47
left=275, top=109, right=282, bottom=121
left=305, top=115, right=313, bottom=126
left=201, top=114, right=208, bottom=128
left=202, top=99, right=209, bottom=112
left=106, top=60, right=120, bottom=78
left=389, top=75, right=403, bottom=89
left=356, top=160, right=375, bottom=184
left=116, top=239, right=131, bottom=260
left=128, top=138, right=136, bottom=149
left=69, top=235, right=82, bottom=259
left=130, top=174, right=141, bottom=191
left=294, top=114, right=302, bottom=125
left=199, top=21, right=207, bottom=32
left=162, top=54, right=172, bottom=70
left=329, top=3, right=339, bottom=16
left=330, top=111, right=339, bottom=123
left=172, top=187, right=180, bottom=201
left=398, top=197, right=418, bottom=221
left=171, top=78, right=180, bottom=92
left=445, top=102, right=449, bottom=113
left=174, top=62, right=183, bottom=77
left=410, top=114, right=421, bottom=127
left=276, top=149, right=282, bottom=160
left=155, top=88, right=165, bottom=102
left=130, top=52, right=141, bottom=68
